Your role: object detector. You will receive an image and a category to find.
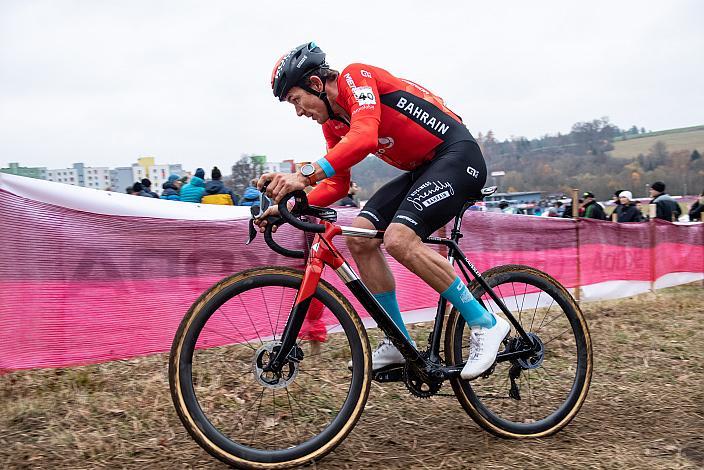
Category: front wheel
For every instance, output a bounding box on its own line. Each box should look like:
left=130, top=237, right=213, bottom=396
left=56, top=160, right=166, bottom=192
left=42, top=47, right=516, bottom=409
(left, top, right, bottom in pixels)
left=169, top=267, right=371, bottom=469
left=445, top=264, right=593, bottom=438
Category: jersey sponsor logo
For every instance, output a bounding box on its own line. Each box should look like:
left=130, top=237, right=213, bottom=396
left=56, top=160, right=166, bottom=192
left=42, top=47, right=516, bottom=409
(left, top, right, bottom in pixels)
left=352, top=104, right=375, bottom=115
left=394, top=97, right=450, bottom=135
left=395, top=214, right=418, bottom=226
left=361, top=69, right=372, bottom=78
left=353, top=86, right=376, bottom=105
left=406, top=180, right=455, bottom=211
left=466, top=166, right=479, bottom=178
left=344, top=72, right=356, bottom=89
left=375, top=136, right=395, bottom=156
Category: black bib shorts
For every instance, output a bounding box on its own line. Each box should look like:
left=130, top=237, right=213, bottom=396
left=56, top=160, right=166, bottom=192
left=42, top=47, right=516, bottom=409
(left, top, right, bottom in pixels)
left=358, top=140, right=487, bottom=239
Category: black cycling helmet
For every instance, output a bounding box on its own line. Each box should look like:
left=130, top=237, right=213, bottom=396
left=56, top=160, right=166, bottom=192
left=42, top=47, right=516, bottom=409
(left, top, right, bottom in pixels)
left=271, top=42, right=348, bottom=125
left=271, top=42, right=327, bottom=101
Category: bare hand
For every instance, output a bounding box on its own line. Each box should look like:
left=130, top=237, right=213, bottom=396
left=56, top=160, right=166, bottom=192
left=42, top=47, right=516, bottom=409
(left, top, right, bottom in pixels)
left=257, top=172, right=309, bottom=203
left=253, top=205, right=280, bottom=233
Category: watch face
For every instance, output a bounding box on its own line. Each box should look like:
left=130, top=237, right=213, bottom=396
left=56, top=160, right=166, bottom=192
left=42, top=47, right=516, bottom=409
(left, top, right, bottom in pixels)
left=301, top=164, right=315, bottom=176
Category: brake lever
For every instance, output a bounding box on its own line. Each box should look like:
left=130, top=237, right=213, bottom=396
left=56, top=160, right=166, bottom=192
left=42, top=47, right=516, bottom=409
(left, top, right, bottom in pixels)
left=245, top=208, right=282, bottom=245
left=246, top=218, right=258, bottom=245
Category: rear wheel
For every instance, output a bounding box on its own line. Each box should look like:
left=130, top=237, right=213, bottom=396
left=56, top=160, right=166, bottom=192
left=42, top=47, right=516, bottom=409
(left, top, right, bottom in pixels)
left=169, top=267, right=371, bottom=469
left=445, top=264, right=592, bottom=438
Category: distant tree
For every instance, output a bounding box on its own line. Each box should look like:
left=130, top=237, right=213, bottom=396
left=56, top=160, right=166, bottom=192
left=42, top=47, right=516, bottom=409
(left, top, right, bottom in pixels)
left=640, top=127, right=646, bottom=134
left=231, top=154, right=265, bottom=195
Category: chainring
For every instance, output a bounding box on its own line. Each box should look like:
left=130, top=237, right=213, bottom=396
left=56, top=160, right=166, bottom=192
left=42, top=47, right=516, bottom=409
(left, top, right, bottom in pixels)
left=402, top=352, right=443, bottom=398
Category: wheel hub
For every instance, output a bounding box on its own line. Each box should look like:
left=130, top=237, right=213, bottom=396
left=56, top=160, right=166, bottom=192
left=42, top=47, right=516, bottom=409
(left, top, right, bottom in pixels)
left=252, top=341, right=302, bottom=389
left=514, top=333, right=545, bottom=370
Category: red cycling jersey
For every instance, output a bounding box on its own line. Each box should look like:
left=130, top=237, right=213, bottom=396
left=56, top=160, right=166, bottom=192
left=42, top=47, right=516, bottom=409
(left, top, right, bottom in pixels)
left=307, top=63, right=474, bottom=207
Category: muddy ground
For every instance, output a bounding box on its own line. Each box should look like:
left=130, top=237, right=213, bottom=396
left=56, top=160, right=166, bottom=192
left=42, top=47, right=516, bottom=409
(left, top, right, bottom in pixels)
left=1, top=283, right=702, bottom=469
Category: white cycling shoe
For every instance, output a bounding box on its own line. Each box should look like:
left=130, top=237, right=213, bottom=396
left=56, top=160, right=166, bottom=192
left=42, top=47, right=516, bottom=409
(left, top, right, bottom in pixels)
left=348, top=337, right=415, bottom=371
left=461, top=315, right=511, bottom=380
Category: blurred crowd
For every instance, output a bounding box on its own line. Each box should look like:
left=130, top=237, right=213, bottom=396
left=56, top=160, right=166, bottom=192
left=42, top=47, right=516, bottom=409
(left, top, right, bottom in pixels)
left=127, top=167, right=253, bottom=206
left=491, top=181, right=702, bottom=223
left=127, top=170, right=702, bottom=223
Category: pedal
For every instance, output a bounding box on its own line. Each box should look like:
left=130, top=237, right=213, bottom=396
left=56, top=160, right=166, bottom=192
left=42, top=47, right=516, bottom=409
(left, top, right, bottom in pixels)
left=480, top=362, right=497, bottom=379
left=372, top=366, right=404, bottom=383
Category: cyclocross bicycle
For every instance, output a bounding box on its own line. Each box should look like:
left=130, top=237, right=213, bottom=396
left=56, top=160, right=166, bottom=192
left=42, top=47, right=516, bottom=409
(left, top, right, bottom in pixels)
left=169, top=187, right=593, bottom=469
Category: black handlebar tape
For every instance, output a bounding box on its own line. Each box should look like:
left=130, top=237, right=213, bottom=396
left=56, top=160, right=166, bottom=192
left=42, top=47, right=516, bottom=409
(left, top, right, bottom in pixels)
left=263, top=218, right=305, bottom=259
left=278, top=191, right=326, bottom=233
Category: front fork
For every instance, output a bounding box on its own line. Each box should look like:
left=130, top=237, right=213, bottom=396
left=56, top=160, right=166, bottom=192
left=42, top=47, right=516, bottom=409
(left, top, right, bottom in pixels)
left=263, top=251, right=325, bottom=372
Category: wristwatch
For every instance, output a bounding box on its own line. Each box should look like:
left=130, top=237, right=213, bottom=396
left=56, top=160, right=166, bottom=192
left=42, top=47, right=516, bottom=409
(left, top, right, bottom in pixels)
left=300, top=163, right=318, bottom=186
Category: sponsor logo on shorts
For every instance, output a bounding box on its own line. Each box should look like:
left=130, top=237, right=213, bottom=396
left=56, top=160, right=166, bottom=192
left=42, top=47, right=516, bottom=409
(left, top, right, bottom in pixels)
left=395, top=214, right=418, bottom=226
left=360, top=210, right=379, bottom=222
left=406, top=181, right=455, bottom=212
left=467, top=166, right=479, bottom=178
left=353, top=86, right=376, bottom=106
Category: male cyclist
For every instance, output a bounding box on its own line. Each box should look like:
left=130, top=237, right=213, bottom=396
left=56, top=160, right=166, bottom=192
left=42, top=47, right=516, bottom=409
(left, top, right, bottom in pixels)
left=256, top=42, right=510, bottom=379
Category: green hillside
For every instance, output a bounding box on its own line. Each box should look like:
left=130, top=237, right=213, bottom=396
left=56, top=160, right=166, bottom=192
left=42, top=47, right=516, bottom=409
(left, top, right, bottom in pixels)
left=610, top=125, right=704, bottom=159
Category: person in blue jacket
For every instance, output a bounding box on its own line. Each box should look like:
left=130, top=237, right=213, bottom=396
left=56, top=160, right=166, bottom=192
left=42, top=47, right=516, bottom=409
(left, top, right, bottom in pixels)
left=240, top=179, right=260, bottom=206
left=160, top=174, right=182, bottom=201
left=180, top=168, right=207, bottom=203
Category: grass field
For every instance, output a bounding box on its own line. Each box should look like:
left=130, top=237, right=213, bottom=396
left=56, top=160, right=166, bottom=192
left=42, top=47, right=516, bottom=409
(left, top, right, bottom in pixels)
left=2, top=283, right=703, bottom=469
left=610, top=125, right=704, bottom=159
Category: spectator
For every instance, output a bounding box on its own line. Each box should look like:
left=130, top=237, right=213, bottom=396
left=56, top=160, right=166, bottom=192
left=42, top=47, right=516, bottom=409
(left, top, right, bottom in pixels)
left=140, top=178, right=159, bottom=198
left=202, top=166, right=238, bottom=205
left=498, top=200, right=514, bottom=214
left=160, top=174, right=182, bottom=201
left=614, top=191, right=643, bottom=222
left=338, top=181, right=360, bottom=207
left=562, top=199, right=583, bottom=218
left=547, top=201, right=563, bottom=217
left=688, top=190, right=704, bottom=222
left=131, top=181, right=151, bottom=197
left=581, top=192, right=606, bottom=220
left=240, top=179, right=260, bottom=206
left=180, top=168, right=207, bottom=203
left=649, top=181, right=682, bottom=222
left=610, top=189, right=625, bottom=221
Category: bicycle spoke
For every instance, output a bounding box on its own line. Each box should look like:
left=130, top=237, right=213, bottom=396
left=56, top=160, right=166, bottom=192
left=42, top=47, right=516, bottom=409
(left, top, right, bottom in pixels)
left=457, top=274, right=588, bottom=433
left=183, top=276, right=362, bottom=456
left=535, top=298, right=556, bottom=334
left=238, top=295, right=264, bottom=345
left=543, top=327, right=574, bottom=346
left=261, top=288, right=276, bottom=340
left=529, top=291, right=541, bottom=333
left=216, top=307, right=258, bottom=351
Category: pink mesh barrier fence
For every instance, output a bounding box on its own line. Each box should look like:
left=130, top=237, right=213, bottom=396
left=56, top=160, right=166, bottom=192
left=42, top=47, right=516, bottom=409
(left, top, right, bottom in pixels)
left=0, top=175, right=702, bottom=372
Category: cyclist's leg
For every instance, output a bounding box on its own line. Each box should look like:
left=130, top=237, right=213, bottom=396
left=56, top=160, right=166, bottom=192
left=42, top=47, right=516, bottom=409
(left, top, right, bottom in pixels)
left=348, top=171, right=414, bottom=292
left=382, top=141, right=496, bottom=325
left=348, top=172, right=415, bottom=341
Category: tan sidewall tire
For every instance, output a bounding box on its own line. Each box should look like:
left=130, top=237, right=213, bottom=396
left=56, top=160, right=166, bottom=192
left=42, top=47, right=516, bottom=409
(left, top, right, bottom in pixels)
left=445, top=264, right=593, bottom=438
left=169, top=267, right=371, bottom=468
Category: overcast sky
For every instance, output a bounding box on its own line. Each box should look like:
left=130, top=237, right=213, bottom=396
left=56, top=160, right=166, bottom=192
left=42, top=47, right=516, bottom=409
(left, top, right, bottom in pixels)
left=1, top=0, right=702, bottom=172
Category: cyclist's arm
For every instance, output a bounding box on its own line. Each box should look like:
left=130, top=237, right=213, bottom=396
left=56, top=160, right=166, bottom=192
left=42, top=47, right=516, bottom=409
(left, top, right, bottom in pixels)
left=307, top=169, right=351, bottom=206
left=313, top=65, right=381, bottom=180
left=307, top=124, right=351, bottom=206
